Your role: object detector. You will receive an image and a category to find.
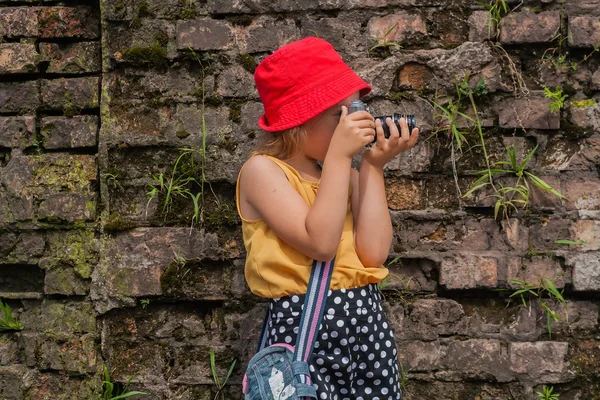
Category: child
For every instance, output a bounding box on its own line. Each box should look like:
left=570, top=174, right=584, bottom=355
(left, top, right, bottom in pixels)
left=236, top=37, right=419, bottom=400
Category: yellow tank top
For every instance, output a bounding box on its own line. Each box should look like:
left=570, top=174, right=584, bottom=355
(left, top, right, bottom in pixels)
left=236, top=155, right=389, bottom=299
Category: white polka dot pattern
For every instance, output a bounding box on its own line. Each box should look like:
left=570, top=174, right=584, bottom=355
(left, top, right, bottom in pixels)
left=266, top=284, right=402, bottom=399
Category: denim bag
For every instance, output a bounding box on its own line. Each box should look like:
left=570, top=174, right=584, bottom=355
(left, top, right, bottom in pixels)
left=242, top=259, right=335, bottom=400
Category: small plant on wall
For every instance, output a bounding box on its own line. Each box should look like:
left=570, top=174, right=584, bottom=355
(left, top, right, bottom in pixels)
left=463, top=143, right=566, bottom=222
left=369, top=23, right=402, bottom=57
left=210, top=349, right=237, bottom=400
left=0, top=299, right=23, bottom=332
left=96, top=365, right=146, bottom=400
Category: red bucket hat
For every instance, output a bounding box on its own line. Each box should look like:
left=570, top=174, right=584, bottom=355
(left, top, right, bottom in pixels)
left=254, top=37, right=372, bottom=132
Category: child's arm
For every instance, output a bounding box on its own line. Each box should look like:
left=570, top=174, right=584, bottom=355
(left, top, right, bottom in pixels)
left=353, top=117, right=419, bottom=267
left=239, top=107, right=375, bottom=261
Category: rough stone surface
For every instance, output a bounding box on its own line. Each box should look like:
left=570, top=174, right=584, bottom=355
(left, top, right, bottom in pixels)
left=367, top=13, right=428, bottom=46
left=37, top=6, right=100, bottom=39
left=40, top=77, right=100, bottom=111
left=495, top=95, right=561, bottom=129
left=40, top=116, right=98, bottom=149
left=468, top=10, right=494, bottom=42
left=440, top=254, right=499, bottom=289
left=0, top=116, right=35, bottom=149
left=568, top=16, right=600, bottom=47
left=176, top=18, right=233, bottom=50
left=567, top=251, right=600, bottom=291
left=39, top=42, right=101, bottom=74
left=0, top=7, right=38, bottom=38
left=0, top=81, right=39, bottom=113
left=0, top=43, right=38, bottom=74
left=509, top=342, right=571, bottom=383
left=1, top=1, right=600, bottom=398
left=499, top=11, right=560, bottom=43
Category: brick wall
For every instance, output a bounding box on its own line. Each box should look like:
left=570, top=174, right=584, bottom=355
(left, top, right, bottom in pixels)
left=0, top=0, right=599, bottom=399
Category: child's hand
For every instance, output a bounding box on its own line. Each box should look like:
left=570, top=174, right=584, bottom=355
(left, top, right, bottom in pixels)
left=363, top=116, right=419, bottom=169
left=328, top=106, right=376, bottom=160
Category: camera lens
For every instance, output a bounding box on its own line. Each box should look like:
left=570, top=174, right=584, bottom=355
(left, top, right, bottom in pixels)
left=373, top=114, right=417, bottom=142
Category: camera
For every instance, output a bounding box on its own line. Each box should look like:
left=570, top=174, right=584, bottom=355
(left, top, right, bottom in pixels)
left=348, top=100, right=416, bottom=143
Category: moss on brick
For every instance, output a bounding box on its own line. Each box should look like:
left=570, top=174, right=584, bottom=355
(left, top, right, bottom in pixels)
left=237, top=53, right=257, bottom=74
left=121, top=44, right=168, bottom=67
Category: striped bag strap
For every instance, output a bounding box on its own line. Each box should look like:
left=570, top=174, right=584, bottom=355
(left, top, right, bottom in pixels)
left=256, top=258, right=335, bottom=369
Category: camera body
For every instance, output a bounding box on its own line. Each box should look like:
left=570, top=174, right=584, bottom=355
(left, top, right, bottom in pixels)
left=348, top=100, right=416, bottom=143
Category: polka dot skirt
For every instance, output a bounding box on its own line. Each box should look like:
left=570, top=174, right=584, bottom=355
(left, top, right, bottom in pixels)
left=266, top=283, right=402, bottom=400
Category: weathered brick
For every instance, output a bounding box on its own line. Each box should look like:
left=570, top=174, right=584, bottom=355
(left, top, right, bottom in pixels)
left=0, top=7, right=38, bottom=38
left=0, top=81, right=39, bottom=113
left=570, top=220, right=600, bottom=251
left=244, top=18, right=300, bottom=53
left=22, top=332, right=96, bottom=374
left=495, top=95, right=560, bottom=130
left=0, top=43, right=38, bottom=74
left=300, top=17, right=363, bottom=56
left=239, top=101, right=264, bottom=135
left=499, top=11, right=560, bottom=44
left=406, top=299, right=467, bottom=339
left=593, top=69, right=600, bottom=90
left=0, top=193, right=34, bottom=225
left=567, top=96, right=600, bottom=132
left=92, top=228, right=222, bottom=313
left=506, top=257, right=566, bottom=288
left=551, top=300, right=599, bottom=332
left=1, top=153, right=97, bottom=198
left=568, top=16, right=600, bottom=48
left=44, top=266, right=90, bottom=295
left=529, top=175, right=564, bottom=209
left=19, top=300, right=96, bottom=334
left=464, top=300, right=542, bottom=341
left=385, top=178, right=422, bottom=210
left=398, top=340, right=442, bottom=371
left=40, top=77, right=100, bottom=111
left=39, top=42, right=101, bottom=74
left=0, top=365, right=29, bottom=398
left=26, top=373, right=100, bottom=400
left=176, top=18, right=233, bottom=51
left=567, top=251, right=600, bottom=291
left=424, top=42, right=504, bottom=94
left=564, top=176, right=600, bottom=210
left=566, top=0, right=600, bottom=16
left=207, top=0, right=382, bottom=13
left=37, top=6, right=99, bottom=39
left=442, top=339, right=512, bottom=382
left=385, top=257, right=438, bottom=292
left=468, top=10, right=494, bottom=42
left=528, top=217, right=574, bottom=252
left=540, top=137, right=585, bottom=170
left=38, top=193, right=96, bottom=223
left=216, top=65, right=257, bottom=98
left=398, top=62, right=432, bottom=90
left=0, top=336, right=18, bottom=366
left=0, top=116, right=35, bottom=149
left=386, top=140, right=432, bottom=174
left=509, top=342, right=571, bottom=383
left=367, top=13, right=428, bottom=46
left=440, top=254, right=498, bottom=289
left=40, top=116, right=98, bottom=149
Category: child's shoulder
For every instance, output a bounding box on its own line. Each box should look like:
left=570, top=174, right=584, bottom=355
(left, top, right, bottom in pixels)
left=239, top=155, right=287, bottom=184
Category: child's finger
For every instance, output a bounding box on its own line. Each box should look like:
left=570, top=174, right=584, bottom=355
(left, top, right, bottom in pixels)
left=407, top=128, right=419, bottom=147
left=399, top=117, right=410, bottom=142
left=340, top=105, right=348, bottom=120
left=386, top=117, right=400, bottom=139
left=374, top=118, right=385, bottom=144
left=345, top=110, right=372, bottom=122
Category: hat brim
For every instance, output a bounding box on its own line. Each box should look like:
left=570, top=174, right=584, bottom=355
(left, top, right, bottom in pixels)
left=258, top=68, right=372, bottom=133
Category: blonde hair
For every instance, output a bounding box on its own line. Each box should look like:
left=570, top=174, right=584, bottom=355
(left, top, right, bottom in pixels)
left=251, top=126, right=307, bottom=160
